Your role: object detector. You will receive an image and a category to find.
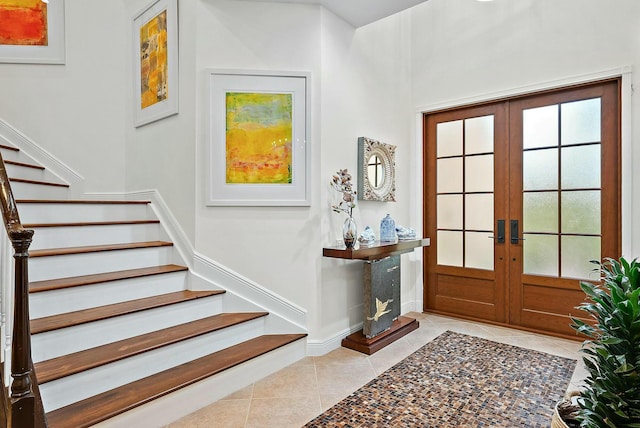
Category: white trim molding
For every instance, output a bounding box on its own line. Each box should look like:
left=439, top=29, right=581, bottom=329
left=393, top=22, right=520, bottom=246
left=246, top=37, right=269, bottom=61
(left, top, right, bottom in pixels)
left=193, top=253, right=307, bottom=331
left=306, top=323, right=362, bottom=357
left=0, top=117, right=83, bottom=190
left=417, top=66, right=632, bottom=114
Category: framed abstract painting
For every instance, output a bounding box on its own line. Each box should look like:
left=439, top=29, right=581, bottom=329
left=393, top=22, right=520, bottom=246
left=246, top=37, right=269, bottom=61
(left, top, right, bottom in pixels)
left=0, top=0, right=65, bottom=64
left=132, top=0, right=178, bottom=127
left=206, top=70, right=311, bottom=206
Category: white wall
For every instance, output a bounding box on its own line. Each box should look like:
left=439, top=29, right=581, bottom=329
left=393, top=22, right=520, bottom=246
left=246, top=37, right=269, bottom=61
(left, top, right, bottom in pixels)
left=123, top=0, right=198, bottom=241
left=318, top=9, right=416, bottom=342
left=410, top=0, right=639, bottom=256
left=193, top=0, right=323, bottom=339
left=0, top=0, right=128, bottom=193
left=191, top=0, right=416, bottom=346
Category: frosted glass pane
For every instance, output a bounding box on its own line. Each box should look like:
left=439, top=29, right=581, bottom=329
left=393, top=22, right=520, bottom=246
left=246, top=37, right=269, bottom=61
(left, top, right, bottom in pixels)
left=437, top=158, right=463, bottom=193
left=523, top=192, right=558, bottom=233
left=437, top=120, right=463, bottom=157
left=562, top=236, right=601, bottom=280
left=437, top=195, right=463, bottom=230
left=561, top=98, right=601, bottom=145
left=523, top=234, right=558, bottom=276
left=561, top=191, right=601, bottom=234
left=465, top=231, right=494, bottom=271
left=465, top=194, right=493, bottom=231
left=465, top=115, right=494, bottom=155
left=465, top=155, right=493, bottom=193
left=523, top=149, right=558, bottom=191
left=561, top=145, right=601, bottom=189
left=523, top=105, right=558, bottom=149
left=437, top=231, right=463, bottom=267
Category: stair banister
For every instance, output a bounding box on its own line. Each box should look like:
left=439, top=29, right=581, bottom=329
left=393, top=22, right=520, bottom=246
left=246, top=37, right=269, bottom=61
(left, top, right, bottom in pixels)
left=0, top=150, right=44, bottom=427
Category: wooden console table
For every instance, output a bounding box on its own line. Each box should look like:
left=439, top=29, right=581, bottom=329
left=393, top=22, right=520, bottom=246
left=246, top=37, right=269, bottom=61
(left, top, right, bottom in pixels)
left=323, top=238, right=429, bottom=354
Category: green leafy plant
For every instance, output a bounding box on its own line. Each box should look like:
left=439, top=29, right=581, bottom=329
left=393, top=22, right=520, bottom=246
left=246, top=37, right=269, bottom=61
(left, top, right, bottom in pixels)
left=571, top=257, right=640, bottom=428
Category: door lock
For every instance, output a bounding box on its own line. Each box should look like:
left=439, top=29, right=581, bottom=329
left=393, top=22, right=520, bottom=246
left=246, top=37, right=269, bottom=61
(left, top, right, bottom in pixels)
left=510, top=220, right=526, bottom=244
left=488, top=220, right=505, bottom=244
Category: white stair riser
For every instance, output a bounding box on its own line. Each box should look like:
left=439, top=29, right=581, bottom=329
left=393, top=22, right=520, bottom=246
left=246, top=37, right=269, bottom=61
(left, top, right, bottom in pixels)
left=29, top=271, right=188, bottom=319
left=90, top=339, right=307, bottom=428
left=0, top=147, right=34, bottom=164
left=18, top=203, right=155, bottom=224
left=28, top=223, right=165, bottom=250
left=5, top=164, right=49, bottom=182
left=29, top=247, right=176, bottom=282
left=32, top=296, right=224, bottom=362
left=40, top=317, right=267, bottom=412
left=10, top=181, right=69, bottom=199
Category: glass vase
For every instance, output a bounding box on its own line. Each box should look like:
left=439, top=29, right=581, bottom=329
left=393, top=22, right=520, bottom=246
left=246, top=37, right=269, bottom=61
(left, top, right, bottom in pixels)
left=343, top=217, right=357, bottom=249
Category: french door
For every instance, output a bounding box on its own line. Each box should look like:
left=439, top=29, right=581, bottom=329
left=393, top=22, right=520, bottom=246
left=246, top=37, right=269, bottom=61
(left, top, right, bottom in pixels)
left=423, top=80, right=620, bottom=337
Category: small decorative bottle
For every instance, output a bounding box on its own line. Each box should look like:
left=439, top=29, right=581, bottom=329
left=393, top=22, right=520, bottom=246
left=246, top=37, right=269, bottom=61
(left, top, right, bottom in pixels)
left=380, top=214, right=396, bottom=242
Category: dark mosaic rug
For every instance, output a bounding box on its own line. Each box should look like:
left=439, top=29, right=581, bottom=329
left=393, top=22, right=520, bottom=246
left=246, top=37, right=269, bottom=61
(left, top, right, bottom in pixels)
left=304, top=330, right=576, bottom=428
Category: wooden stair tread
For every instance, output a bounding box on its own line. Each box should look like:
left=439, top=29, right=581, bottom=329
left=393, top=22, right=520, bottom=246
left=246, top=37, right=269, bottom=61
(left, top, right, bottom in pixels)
left=5, top=159, right=45, bottom=170
left=29, top=240, right=173, bottom=258
left=30, top=290, right=224, bottom=334
left=9, top=177, right=69, bottom=188
left=23, top=219, right=160, bottom=228
left=17, top=199, right=150, bottom=204
left=29, top=264, right=188, bottom=293
left=0, top=144, right=19, bottom=151
left=45, top=334, right=307, bottom=428
left=35, top=312, right=269, bottom=384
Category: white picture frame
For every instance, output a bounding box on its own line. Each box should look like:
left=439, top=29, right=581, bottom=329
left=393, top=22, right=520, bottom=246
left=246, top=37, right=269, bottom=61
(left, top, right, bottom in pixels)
left=0, top=0, right=65, bottom=64
left=132, top=0, right=178, bottom=127
left=206, top=69, right=311, bottom=206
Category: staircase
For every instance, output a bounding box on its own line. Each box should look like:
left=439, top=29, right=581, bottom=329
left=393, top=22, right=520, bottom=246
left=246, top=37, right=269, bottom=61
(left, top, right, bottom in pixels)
left=0, top=143, right=307, bottom=427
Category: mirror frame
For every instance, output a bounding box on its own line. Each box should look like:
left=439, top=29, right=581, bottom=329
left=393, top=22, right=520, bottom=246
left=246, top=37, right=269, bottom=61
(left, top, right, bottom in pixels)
left=357, top=137, right=396, bottom=202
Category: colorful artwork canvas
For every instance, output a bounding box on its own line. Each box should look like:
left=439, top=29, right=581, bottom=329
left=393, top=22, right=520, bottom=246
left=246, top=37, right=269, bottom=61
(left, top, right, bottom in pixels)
left=225, top=92, right=293, bottom=184
left=139, top=9, right=168, bottom=109
left=0, top=0, right=47, bottom=46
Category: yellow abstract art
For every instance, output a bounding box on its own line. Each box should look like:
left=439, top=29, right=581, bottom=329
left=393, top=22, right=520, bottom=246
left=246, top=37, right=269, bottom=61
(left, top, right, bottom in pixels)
left=139, top=10, right=167, bottom=109
left=226, top=92, right=293, bottom=184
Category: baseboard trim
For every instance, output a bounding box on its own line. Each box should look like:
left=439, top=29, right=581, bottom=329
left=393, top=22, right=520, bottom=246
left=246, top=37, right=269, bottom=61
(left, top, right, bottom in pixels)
left=193, top=253, right=307, bottom=331
left=306, top=322, right=363, bottom=356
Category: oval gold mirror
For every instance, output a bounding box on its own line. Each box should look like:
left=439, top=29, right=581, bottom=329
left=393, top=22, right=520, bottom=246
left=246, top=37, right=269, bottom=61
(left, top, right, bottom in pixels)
left=357, top=137, right=396, bottom=202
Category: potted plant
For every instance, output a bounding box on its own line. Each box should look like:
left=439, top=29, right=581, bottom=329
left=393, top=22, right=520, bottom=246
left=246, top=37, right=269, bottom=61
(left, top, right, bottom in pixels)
left=554, top=257, right=640, bottom=427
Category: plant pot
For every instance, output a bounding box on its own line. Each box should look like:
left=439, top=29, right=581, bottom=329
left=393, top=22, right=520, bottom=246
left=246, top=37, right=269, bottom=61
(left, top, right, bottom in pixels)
left=551, top=402, right=569, bottom=428
left=552, top=391, right=581, bottom=428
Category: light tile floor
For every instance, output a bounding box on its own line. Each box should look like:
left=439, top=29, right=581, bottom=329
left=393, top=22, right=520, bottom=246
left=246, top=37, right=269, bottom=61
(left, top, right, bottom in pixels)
left=169, top=312, right=586, bottom=428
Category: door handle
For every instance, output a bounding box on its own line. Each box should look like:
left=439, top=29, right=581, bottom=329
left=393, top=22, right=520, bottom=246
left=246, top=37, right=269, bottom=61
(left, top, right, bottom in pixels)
left=510, top=219, right=526, bottom=244
left=488, top=220, right=505, bottom=244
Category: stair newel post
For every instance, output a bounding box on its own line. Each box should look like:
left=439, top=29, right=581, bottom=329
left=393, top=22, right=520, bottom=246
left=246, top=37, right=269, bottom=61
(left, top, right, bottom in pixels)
left=8, top=228, right=35, bottom=427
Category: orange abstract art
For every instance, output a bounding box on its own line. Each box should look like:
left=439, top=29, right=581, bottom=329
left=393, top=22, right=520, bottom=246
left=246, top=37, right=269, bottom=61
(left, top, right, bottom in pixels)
left=226, top=92, right=293, bottom=184
left=0, top=0, right=47, bottom=46
left=139, top=10, right=168, bottom=109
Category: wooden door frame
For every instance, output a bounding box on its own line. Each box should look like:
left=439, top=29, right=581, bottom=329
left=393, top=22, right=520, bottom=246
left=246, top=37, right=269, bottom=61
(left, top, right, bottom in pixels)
left=423, top=102, right=509, bottom=323
left=422, top=78, right=622, bottom=338
left=507, top=79, right=621, bottom=333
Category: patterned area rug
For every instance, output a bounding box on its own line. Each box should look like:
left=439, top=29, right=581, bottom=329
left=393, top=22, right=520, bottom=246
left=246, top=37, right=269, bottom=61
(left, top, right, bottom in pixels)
left=304, top=331, right=576, bottom=428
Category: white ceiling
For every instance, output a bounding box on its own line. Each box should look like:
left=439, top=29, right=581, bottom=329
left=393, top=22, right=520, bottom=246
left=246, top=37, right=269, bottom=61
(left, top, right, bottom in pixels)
left=229, top=0, right=430, bottom=28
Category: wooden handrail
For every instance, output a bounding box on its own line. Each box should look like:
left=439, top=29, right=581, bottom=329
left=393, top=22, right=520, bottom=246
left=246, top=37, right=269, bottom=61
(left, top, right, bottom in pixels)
left=0, top=150, right=45, bottom=427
